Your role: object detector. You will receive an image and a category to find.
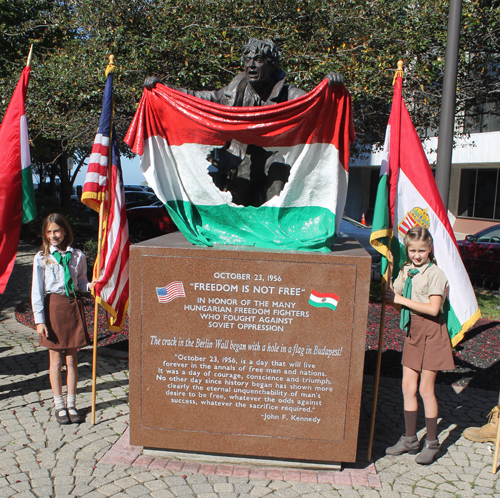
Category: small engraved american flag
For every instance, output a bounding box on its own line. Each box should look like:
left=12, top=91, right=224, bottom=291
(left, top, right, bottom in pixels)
left=156, top=281, right=186, bottom=303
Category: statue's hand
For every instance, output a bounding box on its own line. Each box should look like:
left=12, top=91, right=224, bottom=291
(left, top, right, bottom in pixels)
left=144, top=76, right=163, bottom=90
left=325, top=72, right=344, bottom=86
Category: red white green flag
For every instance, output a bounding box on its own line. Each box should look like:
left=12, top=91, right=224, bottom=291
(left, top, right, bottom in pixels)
left=370, top=73, right=480, bottom=346
left=0, top=66, right=36, bottom=294
left=308, top=290, right=339, bottom=311
left=125, top=81, right=355, bottom=251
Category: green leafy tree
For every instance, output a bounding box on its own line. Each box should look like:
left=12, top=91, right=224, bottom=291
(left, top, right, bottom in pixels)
left=1, top=0, right=499, bottom=206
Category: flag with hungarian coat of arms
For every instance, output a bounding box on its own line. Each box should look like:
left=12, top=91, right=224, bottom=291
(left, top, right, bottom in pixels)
left=369, top=72, right=480, bottom=346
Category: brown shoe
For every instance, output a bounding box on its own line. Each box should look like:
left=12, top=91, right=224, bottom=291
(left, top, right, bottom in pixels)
left=463, top=406, right=499, bottom=443
left=55, top=408, right=70, bottom=425
left=67, top=408, right=83, bottom=424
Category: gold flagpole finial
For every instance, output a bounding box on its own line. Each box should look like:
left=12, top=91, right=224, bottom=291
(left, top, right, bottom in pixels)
left=105, top=54, right=116, bottom=77
left=26, top=44, right=33, bottom=67
left=393, top=60, right=404, bottom=85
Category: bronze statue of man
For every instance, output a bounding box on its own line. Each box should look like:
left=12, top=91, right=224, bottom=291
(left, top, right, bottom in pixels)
left=145, top=38, right=343, bottom=206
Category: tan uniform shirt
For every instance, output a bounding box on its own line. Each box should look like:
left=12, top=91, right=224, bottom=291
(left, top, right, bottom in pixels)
left=393, top=261, right=448, bottom=314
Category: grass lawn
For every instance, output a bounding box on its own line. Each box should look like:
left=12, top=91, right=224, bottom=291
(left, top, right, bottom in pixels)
left=476, top=291, right=500, bottom=321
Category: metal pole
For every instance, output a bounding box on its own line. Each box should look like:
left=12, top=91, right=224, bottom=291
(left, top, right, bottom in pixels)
left=435, top=0, right=463, bottom=209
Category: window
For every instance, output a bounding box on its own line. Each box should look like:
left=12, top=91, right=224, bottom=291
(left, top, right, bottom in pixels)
left=476, top=226, right=500, bottom=243
left=458, top=168, right=500, bottom=220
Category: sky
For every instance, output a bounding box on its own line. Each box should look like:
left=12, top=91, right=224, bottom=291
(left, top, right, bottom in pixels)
left=73, top=154, right=146, bottom=187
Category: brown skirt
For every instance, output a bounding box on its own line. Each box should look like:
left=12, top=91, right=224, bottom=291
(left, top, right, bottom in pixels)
left=39, top=293, right=90, bottom=350
left=401, top=314, right=455, bottom=372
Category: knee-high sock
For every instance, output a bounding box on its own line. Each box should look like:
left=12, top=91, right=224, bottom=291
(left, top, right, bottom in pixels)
left=425, top=416, right=438, bottom=441
left=404, top=410, right=418, bottom=437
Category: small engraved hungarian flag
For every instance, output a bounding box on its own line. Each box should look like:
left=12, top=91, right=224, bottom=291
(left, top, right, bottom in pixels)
left=308, top=290, right=339, bottom=311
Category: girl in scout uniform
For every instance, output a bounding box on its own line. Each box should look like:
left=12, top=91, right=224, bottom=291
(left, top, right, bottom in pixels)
left=384, top=226, right=454, bottom=465
left=32, top=213, right=94, bottom=424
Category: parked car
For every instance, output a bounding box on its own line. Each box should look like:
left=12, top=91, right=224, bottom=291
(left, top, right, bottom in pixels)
left=124, top=191, right=159, bottom=209
left=457, top=224, right=500, bottom=289
left=126, top=201, right=178, bottom=242
left=124, top=184, right=154, bottom=193
left=338, top=216, right=381, bottom=280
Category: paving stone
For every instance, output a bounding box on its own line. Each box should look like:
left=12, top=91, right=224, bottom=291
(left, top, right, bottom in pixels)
left=393, top=484, right=413, bottom=494
left=249, top=478, right=272, bottom=487
left=269, top=481, right=292, bottom=490
left=433, top=490, right=456, bottom=498
left=30, top=476, right=53, bottom=488
left=150, top=491, right=176, bottom=498
left=191, top=483, right=215, bottom=494
left=213, top=482, right=234, bottom=493
left=474, top=486, right=498, bottom=495
left=71, top=484, right=96, bottom=496
left=0, top=486, right=18, bottom=497
left=411, top=487, right=435, bottom=497
left=414, top=479, right=436, bottom=490
left=169, top=484, right=195, bottom=496
left=114, top=476, right=139, bottom=489
left=95, top=483, right=121, bottom=496
left=32, top=486, right=55, bottom=497
left=208, top=475, right=230, bottom=484
left=165, top=476, right=191, bottom=487
left=272, top=487, right=300, bottom=498
left=251, top=485, right=274, bottom=497
left=125, top=483, right=158, bottom=496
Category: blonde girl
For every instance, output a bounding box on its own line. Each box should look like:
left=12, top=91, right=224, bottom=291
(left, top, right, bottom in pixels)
left=32, top=213, right=94, bottom=424
left=384, top=226, right=454, bottom=465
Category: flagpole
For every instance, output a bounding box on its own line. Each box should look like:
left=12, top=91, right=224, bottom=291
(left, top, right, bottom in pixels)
left=366, top=60, right=404, bottom=461
left=367, top=240, right=391, bottom=461
left=26, top=45, right=33, bottom=67
left=91, top=200, right=105, bottom=425
left=91, top=55, right=116, bottom=425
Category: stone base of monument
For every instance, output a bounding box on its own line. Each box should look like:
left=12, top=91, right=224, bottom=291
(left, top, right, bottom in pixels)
left=130, top=232, right=371, bottom=463
left=142, top=448, right=341, bottom=470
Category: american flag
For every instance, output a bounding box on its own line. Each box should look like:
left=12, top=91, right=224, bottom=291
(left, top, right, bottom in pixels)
left=156, top=282, right=186, bottom=303
left=81, top=72, right=130, bottom=331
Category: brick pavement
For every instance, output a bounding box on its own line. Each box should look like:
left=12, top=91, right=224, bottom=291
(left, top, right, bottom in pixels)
left=1, top=244, right=500, bottom=497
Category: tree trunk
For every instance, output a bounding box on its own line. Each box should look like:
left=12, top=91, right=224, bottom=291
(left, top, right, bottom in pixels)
left=60, top=152, right=71, bottom=208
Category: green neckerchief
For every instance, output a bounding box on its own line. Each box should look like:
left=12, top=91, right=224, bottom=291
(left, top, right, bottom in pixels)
left=52, top=250, right=76, bottom=299
left=400, top=261, right=433, bottom=334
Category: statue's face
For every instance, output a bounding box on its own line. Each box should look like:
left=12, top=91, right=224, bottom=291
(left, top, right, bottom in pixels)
left=243, top=51, right=273, bottom=90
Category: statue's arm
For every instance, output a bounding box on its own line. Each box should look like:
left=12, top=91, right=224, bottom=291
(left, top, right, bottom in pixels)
left=143, top=77, right=224, bottom=103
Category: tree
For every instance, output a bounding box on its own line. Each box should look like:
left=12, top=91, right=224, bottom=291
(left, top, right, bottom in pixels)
left=1, top=0, right=499, bottom=204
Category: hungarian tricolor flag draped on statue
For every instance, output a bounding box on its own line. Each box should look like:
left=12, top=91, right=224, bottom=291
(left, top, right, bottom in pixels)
left=0, top=65, right=36, bottom=294
left=82, top=71, right=129, bottom=331
left=370, top=71, right=480, bottom=346
left=125, top=80, right=355, bottom=251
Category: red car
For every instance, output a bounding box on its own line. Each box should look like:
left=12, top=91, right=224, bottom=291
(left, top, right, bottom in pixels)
left=457, top=224, right=500, bottom=289
left=126, top=201, right=178, bottom=242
